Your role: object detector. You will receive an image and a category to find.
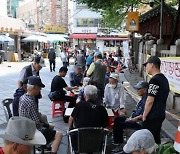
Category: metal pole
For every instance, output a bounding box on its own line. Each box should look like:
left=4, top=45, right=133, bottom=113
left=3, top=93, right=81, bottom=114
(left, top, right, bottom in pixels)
left=131, top=4, right=134, bottom=64
left=160, top=0, right=164, bottom=40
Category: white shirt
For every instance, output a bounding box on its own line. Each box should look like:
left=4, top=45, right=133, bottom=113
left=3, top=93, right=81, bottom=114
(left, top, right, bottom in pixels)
left=104, top=83, right=125, bottom=112
left=86, top=47, right=90, bottom=56
left=60, top=52, right=68, bottom=62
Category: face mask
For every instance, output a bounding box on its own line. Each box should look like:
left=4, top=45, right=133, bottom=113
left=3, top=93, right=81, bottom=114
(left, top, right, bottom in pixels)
left=110, top=84, right=117, bottom=89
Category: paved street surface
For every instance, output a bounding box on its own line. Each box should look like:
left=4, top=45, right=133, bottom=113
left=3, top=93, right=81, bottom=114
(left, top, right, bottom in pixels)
left=0, top=58, right=178, bottom=153
left=0, top=58, right=138, bottom=153
left=0, top=58, right=70, bottom=153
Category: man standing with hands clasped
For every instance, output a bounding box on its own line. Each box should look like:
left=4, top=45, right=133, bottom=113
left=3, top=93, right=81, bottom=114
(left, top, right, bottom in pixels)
left=142, top=56, right=169, bottom=144
left=48, top=47, right=56, bottom=72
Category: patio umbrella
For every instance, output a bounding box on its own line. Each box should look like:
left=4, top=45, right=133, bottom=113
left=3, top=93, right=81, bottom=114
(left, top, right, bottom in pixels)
left=47, top=34, right=67, bottom=42
left=0, top=35, right=14, bottom=43
left=21, top=35, right=47, bottom=43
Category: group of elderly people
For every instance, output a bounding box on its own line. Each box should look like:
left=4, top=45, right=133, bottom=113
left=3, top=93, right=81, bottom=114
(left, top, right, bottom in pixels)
left=0, top=53, right=172, bottom=154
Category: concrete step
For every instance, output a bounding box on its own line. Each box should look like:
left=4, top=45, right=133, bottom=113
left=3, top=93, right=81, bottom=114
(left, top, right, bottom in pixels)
left=162, top=119, right=177, bottom=141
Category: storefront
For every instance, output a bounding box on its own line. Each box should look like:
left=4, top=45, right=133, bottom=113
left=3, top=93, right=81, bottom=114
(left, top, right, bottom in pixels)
left=0, top=16, right=25, bottom=61
left=69, top=33, right=97, bottom=50
left=96, top=34, right=129, bottom=53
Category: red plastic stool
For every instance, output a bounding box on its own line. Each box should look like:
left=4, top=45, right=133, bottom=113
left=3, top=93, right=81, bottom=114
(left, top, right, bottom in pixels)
left=108, top=111, right=120, bottom=129
left=52, top=100, right=65, bottom=118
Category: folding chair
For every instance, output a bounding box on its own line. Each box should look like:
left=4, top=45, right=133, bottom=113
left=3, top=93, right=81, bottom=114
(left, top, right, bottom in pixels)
left=2, top=98, right=13, bottom=121
left=67, top=127, right=108, bottom=154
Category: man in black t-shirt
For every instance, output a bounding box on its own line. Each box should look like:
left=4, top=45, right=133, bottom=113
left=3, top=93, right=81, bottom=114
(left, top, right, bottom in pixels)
left=69, top=85, right=108, bottom=129
left=50, top=67, right=78, bottom=108
left=142, top=56, right=169, bottom=144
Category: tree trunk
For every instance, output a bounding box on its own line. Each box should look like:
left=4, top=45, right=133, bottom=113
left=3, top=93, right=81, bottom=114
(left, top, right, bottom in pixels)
left=170, top=0, right=180, bottom=45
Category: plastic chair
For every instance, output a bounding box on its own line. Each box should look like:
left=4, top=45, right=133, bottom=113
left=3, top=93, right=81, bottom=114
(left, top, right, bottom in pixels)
left=52, top=100, right=65, bottom=118
left=67, top=127, right=108, bottom=154
left=2, top=98, right=13, bottom=121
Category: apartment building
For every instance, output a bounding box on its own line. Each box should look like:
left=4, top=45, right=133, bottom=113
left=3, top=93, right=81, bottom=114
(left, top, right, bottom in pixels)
left=17, top=0, right=68, bottom=33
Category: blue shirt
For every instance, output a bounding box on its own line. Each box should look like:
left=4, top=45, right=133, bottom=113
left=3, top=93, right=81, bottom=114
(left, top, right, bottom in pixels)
left=104, top=72, right=110, bottom=86
left=13, top=87, right=26, bottom=116
left=131, top=93, right=147, bottom=118
left=70, top=72, right=83, bottom=87
left=86, top=55, right=93, bottom=65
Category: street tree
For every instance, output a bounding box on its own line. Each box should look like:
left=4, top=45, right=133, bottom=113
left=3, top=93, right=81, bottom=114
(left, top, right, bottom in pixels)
left=76, top=0, right=141, bottom=29
left=76, top=0, right=179, bottom=28
left=76, top=0, right=180, bottom=44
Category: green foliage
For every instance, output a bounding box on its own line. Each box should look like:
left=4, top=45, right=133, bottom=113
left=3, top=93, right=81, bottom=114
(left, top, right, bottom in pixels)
left=76, top=0, right=179, bottom=29
left=76, top=0, right=141, bottom=28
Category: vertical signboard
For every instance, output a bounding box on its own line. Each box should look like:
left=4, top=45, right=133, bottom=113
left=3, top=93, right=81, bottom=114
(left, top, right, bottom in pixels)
left=127, top=12, right=139, bottom=32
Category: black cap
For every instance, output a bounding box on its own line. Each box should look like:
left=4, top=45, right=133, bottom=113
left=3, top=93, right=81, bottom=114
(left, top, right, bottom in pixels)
left=59, top=66, right=68, bottom=72
left=143, top=56, right=161, bottom=67
left=28, top=76, right=45, bottom=88
left=133, top=81, right=149, bottom=90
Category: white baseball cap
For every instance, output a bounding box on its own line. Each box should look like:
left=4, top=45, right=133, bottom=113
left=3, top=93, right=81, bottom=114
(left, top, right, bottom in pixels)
left=83, top=77, right=90, bottom=86
left=110, top=73, right=119, bottom=80
left=123, top=129, right=157, bottom=153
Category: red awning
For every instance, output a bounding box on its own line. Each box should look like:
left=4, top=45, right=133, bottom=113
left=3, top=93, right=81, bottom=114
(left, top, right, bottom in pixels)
left=96, top=37, right=128, bottom=41
left=70, top=34, right=97, bottom=39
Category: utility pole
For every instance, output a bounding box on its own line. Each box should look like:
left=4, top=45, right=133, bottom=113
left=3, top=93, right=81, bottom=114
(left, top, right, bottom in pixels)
left=159, top=0, right=164, bottom=40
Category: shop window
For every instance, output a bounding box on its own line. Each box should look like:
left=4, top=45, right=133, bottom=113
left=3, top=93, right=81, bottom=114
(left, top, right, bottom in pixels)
left=76, top=18, right=101, bottom=27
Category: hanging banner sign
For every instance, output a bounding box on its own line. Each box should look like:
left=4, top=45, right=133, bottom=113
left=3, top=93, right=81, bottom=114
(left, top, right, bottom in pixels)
left=44, top=25, right=66, bottom=33
left=146, top=55, right=180, bottom=94
left=160, top=57, right=180, bottom=94
left=127, top=12, right=139, bottom=32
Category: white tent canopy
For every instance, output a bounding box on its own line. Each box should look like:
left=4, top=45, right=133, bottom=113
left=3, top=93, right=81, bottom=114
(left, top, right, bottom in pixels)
left=21, top=35, right=48, bottom=43
left=0, top=35, right=14, bottom=43
left=46, top=34, right=67, bottom=42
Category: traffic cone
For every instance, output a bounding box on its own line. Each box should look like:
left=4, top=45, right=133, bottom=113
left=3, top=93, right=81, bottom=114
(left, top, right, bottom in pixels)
left=116, top=62, right=121, bottom=73
left=174, top=123, right=180, bottom=152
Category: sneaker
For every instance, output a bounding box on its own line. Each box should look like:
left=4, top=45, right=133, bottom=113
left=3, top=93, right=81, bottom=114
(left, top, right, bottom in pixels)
left=111, top=146, right=123, bottom=153
left=36, top=146, right=51, bottom=153
left=44, top=146, right=51, bottom=153
left=112, top=142, right=121, bottom=146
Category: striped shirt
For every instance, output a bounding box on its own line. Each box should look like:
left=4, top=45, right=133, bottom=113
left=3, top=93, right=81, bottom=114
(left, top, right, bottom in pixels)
left=19, top=93, right=41, bottom=129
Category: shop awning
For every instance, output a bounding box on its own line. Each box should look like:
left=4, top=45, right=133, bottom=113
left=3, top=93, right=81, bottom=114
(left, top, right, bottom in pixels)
left=96, top=37, right=128, bottom=41
left=21, top=35, right=48, bottom=43
left=70, top=34, right=97, bottom=39
left=0, top=35, right=14, bottom=43
left=47, top=34, right=67, bottom=42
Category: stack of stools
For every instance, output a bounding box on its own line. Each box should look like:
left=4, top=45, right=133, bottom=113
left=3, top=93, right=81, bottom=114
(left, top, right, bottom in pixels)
left=52, top=100, right=65, bottom=118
